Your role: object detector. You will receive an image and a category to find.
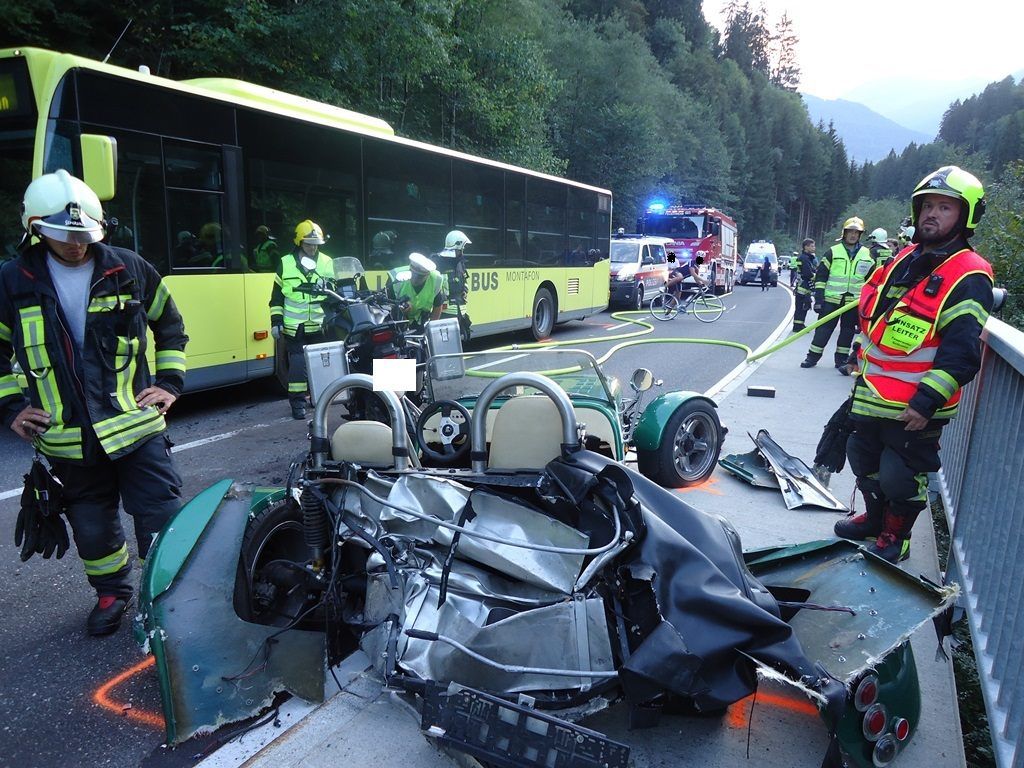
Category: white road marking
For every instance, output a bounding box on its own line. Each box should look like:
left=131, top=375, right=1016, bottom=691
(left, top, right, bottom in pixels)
left=0, top=417, right=292, bottom=501
left=468, top=353, right=528, bottom=371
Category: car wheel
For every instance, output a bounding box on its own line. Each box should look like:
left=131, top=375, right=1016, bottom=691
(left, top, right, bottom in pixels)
left=530, top=286, right=556, bottom=340
left=633, top=284, right=644, bottom=311
left=637, top=400, right=722, bottom=487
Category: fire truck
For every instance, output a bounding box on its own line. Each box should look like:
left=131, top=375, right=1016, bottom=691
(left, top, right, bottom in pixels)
left=637, top=204, right=738, bottom=295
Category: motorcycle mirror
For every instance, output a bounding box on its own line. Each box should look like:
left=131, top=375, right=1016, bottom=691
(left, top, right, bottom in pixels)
left=629, top=368, right=655, bottom=393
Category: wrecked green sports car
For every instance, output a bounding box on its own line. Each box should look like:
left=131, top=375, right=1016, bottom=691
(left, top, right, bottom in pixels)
left=136, top=351, right=951, bottom=768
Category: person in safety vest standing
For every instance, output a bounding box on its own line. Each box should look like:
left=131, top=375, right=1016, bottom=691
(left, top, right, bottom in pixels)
left=0, top=171, right=188, bottom=635
left=791, top=238, right=817, bottom=333
left=437, top=229, right=473, bottom=340
left=788, top=251, right=799, bottom=288
left=251, top=225, right=280, bottom=272
left=866, top=227, right=893, bottom=268
left=270, top=220, right=334, bottom=420
left=834, top=166, right=994, bottom=563
left=800, top=216, right=875, bottom=371
left=386, top=253, right=447, bottom=328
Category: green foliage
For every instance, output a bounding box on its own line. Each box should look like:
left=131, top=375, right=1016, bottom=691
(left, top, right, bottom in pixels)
left=831, top=197, right=906, bottom=241
left=973, top=162, right=1024, bottom=328
left=2, top=0, right=865, bottom=249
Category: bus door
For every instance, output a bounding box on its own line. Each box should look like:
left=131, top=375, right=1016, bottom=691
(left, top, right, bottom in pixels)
left=163, top=141, right=247, bottom=389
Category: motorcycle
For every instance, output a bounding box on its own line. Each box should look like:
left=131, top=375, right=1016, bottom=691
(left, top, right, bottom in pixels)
left=297, top=257, right=426, bottom=421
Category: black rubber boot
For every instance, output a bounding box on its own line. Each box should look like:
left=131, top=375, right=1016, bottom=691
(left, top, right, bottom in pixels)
left=290, top=400, right=307, bottom=420
left=87, top=595, right=130, bottom=636
left=800, top=355, right=819, bottom=368
left=835, top=483, right=885, bottom=540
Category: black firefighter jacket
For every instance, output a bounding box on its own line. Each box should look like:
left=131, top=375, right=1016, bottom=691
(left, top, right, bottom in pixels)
left=0, top=242, right=188, bottom=463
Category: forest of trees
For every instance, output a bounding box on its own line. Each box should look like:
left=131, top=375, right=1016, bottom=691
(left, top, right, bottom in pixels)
left=4, top=0, right=1021, bottom=322
left=2, top=0, right=861, bottom=247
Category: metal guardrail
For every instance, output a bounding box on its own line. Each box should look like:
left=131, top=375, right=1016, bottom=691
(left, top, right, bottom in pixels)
left=938, top=316, right=1024, bottom=768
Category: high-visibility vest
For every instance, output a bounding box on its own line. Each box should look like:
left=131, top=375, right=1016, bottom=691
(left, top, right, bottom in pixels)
left=823, top=243, right=876, bottom=302
left=389, top=267, right=443, bottom=323
left=853, top=247, right=993, bottom=420
left=275, top=252, right=335, bottom=336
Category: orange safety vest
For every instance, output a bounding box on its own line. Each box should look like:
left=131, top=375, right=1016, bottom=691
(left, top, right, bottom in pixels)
left=854, top=246, right=992, bottom=420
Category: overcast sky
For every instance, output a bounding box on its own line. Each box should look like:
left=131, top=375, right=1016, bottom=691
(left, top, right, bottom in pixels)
left=701, top=0, right=1023, bottom=99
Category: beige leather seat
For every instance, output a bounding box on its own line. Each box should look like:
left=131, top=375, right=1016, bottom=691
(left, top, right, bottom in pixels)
left=487, top=396, right=565, bottom=469
left=331, top=421, right=420, bottom=467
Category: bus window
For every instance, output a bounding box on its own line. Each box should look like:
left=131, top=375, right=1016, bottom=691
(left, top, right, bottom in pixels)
left=505, top=174, right=525, bottom=268
left=366, top=140, right=451, bottom=269
left=165, top=141, right=225, bottom=270
left=0, top=57, right=35, bottom=261
left=453, top=159, right=502, bottom=267
left=527, top=178, right=565, bottom=266
left=567, top=187, right=596, bottom=264
left=240, top=111, right=361, bottom=270
left=83, top=128, right=169, bottom=273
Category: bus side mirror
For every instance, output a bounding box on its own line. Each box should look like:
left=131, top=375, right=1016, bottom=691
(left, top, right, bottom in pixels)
left=81, top=134, right=118, bottom=201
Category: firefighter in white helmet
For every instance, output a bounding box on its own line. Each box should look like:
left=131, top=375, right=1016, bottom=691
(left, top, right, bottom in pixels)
left=801, top=216, right=875, bottom=373
left=1, top=170, right=188, bottom=635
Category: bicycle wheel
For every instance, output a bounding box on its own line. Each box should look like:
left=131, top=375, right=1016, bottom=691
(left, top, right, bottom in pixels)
left=649, top=292, right=680, bottom=321
left=693, top=293, right=725, bottom=323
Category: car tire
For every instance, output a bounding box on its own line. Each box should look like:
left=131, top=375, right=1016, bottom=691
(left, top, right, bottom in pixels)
left=633, top=284, right=644, bottom=311
left=530, top=287, right=556, bottom=340
left=636, top=400, right=723, bottom=487
left=235, top=497, right=316, bottom=626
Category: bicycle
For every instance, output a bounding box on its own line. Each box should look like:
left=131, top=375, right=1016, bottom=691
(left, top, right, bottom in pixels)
left=649, top=283, right=725, bottom=323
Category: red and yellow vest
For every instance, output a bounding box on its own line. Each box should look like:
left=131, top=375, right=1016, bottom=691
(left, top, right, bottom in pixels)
left=854, top=246, right=993, bottom=420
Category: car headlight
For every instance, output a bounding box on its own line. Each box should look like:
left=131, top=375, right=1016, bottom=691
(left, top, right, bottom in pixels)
left=615, top=270, right=634, bottom=282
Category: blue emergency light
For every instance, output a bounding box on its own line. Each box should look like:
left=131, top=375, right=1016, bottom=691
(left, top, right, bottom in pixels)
left=647, top=201, right=666, bottom=213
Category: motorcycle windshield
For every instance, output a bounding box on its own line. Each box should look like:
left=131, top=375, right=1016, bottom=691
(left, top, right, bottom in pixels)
left=427, top=349, right=613, bottom=403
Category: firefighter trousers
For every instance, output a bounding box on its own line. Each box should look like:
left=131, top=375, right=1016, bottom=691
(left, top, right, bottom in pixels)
left=807, top=297, right=858, bottom=365
left=285, top=328, right=327, bottom=405
left=793, top=289, right=812, bottom=331
left=846, top=417, right=943, bottom=526
left=53, top=433, right=183, bottom=598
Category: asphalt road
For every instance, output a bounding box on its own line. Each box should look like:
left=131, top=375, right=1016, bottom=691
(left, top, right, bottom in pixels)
left=0, top=284, right=790, bottom=768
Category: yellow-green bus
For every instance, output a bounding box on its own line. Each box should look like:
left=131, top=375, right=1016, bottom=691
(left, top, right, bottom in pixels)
left=0, top=47, right=612, bottom=392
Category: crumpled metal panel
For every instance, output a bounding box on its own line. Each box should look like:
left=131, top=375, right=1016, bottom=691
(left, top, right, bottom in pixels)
left=719, top=448, right=777, bottom=488
left=442, top=489, right=589, bottom=594
left=398, top=579, right=614, bottom=693
left=752, top=429, right=848, bottom=511
left=146, top=484, right=326, bottom=744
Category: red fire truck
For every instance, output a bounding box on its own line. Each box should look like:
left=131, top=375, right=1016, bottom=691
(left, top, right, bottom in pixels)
left=637, top=205, right=738, bottom=295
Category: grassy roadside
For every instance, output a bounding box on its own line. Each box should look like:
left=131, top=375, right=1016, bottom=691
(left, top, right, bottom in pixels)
left=929, top=496, right=996, bottom=767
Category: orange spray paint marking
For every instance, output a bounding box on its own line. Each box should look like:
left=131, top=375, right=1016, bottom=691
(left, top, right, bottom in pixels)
left=675, top=474, right=725, bottom=496
left=92, top=656, right=164, bottom=729
left=727, top=691, right=819, bottom=729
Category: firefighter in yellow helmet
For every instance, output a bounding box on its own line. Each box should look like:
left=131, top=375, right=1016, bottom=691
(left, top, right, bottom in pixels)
left=800, top=216, right=875, bottom=372
left=269, top=220, right=335, bottom=419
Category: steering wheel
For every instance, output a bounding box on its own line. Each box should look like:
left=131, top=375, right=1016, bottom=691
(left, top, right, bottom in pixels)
left=415, top=399, right=472, bottom=464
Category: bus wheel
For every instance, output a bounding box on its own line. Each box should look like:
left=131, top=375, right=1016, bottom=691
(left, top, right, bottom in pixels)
left=530, top=287, right=556, bottom=340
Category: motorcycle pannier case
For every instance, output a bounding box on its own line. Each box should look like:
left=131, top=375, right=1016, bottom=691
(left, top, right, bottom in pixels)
left=303, top=340, right=350, bottom=406
left=425, top=317, right=464, bottom=380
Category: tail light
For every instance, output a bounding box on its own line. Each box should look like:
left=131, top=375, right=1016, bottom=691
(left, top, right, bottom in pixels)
left=872, top=733, right=898, bottom=766
left=892, top=717, right=910, bottom=742
left=862, top=703, right=888, bottom=741
left=371, top=329, right=394, bottom=344
left=854, top=674, right=879, bottom=711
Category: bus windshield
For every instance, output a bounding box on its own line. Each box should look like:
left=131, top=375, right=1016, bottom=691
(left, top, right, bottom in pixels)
left=645, top=215, right=704, bottom=240
left=610, top=242, right=640, bottom=263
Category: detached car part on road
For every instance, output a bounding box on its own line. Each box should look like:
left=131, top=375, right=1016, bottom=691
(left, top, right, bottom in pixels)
left=137, top=365, right=951, bottom=768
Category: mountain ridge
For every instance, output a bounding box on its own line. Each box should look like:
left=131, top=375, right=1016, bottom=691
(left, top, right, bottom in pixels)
left=801, top=94, right=932, bottom=163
